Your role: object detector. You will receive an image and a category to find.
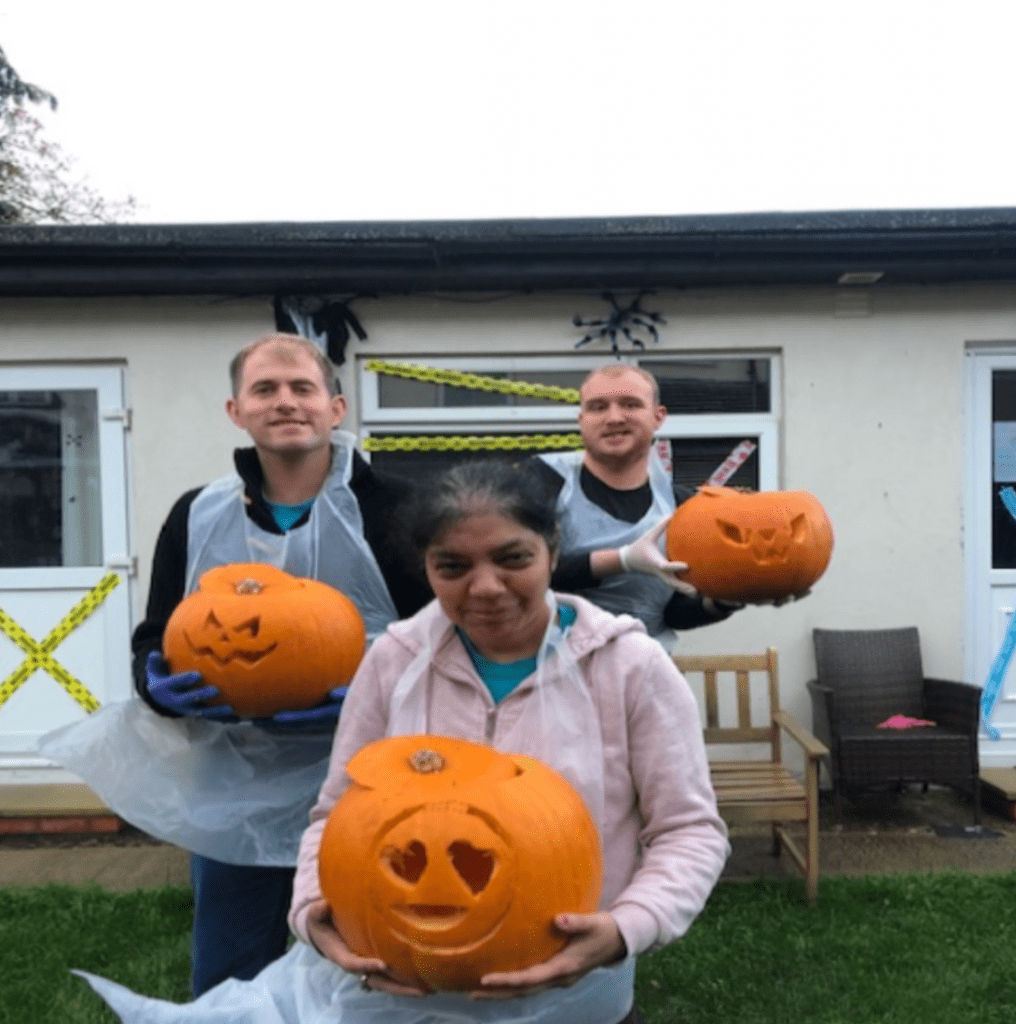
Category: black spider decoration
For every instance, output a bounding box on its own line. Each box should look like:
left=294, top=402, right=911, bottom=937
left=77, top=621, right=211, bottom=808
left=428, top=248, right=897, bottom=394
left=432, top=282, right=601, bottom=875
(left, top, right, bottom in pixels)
left=573, top=291, right=666, bottom=354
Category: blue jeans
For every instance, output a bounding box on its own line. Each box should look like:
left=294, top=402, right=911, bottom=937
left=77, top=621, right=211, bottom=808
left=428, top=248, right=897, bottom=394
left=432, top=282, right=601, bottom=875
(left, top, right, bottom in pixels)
left=189, top=853, right=295, bottom=998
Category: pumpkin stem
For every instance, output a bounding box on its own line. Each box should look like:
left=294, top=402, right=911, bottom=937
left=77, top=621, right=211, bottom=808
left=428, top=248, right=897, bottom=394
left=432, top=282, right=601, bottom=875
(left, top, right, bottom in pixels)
left=408, top=748, right=446, bottom=774
left=234, top=579, right=265, bottom=595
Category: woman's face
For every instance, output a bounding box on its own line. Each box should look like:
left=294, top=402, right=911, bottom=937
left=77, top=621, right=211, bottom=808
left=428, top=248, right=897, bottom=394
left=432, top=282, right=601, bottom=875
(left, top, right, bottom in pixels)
left=424, top=509, right=555, bottom=662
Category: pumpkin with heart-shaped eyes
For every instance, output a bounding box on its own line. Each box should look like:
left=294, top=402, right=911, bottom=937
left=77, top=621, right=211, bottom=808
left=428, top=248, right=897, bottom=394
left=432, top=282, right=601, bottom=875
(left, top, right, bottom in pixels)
left=665, top=486, right=834, bottom=603
left=319, top=734, right=602, bottom=991
left=162, top=563, right=366, bottom=718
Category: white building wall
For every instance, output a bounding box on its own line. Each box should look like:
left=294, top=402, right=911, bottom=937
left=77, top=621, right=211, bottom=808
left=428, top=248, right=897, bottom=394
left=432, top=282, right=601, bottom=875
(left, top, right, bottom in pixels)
left=333, top=283, right=1016, bottom=769
left=4, top=282, right=1016, bottom=778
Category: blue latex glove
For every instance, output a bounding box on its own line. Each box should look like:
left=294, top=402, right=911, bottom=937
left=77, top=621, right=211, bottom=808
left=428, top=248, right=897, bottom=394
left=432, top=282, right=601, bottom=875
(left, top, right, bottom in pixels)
left=254, top=686, right=349, bottom=728
left=145, top=651, right=238, bottom=721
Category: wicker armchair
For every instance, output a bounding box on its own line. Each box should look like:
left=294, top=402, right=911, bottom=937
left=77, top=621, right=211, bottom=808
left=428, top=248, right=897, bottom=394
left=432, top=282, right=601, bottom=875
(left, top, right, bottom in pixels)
left=808, top=627, right=981, bottom=824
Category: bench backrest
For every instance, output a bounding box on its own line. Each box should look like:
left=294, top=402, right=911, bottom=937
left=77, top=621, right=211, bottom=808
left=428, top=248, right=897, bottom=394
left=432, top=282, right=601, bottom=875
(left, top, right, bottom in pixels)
left=673, top=648, right=782, bottom=763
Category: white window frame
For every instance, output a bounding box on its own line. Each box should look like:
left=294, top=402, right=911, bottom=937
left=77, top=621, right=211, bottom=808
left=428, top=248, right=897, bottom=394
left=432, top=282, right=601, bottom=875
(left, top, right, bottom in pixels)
left=358, top=352, right=781, bottom=490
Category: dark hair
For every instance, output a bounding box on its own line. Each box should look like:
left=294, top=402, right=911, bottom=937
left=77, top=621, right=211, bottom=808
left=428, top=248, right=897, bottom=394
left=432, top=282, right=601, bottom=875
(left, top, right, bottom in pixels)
left=407, top=459, right=560, bottom=560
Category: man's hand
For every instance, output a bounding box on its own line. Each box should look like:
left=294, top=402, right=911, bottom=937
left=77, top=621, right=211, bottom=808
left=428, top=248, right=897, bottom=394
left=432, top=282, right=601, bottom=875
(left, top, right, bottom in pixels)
left=617, top=517, right=698, bottom=597
left=254, top=686, right=348, bottom=728
left=471, top=912, right=626, bottom=1001
left=145, top=652, right=238, bottom=720
left=304, top=898, right=428, bottom=997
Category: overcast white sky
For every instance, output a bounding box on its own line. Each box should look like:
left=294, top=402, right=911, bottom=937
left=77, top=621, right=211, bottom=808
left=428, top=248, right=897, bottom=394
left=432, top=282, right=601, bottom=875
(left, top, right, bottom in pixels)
left=1, top=1, right=1014, bottom=225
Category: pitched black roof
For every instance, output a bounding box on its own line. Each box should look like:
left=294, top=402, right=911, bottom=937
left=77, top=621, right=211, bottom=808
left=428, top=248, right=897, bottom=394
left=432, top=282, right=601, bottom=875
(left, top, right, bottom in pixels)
left=1, top=207, right=1015, bottom=297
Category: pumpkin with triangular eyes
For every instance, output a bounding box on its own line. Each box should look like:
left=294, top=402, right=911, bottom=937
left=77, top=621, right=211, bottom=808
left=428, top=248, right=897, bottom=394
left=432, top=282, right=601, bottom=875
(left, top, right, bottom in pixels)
left=162, top=563, right=365, bottom=718
left=319, top=735, right=602, bottom=991
left=665, top=486, right=834, bottom=603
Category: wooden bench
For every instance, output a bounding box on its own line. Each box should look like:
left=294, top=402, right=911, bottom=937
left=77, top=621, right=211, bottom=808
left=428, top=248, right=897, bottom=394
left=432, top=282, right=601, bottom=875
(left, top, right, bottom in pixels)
left=673, top=648, right=829, bottom=904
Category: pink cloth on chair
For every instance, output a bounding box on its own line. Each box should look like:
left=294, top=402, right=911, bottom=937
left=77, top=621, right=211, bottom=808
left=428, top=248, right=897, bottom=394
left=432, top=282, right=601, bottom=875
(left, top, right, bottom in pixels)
left=876, top=714, right=936, bottom=729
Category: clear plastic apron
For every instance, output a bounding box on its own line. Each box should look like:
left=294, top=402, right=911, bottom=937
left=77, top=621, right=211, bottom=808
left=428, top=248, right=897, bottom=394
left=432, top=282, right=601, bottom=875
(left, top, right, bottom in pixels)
left=39, top=434, right=399, bottom=866
left=75, top=940, right=637, bottom=1024
left=539, top=450, right=675, bottom=639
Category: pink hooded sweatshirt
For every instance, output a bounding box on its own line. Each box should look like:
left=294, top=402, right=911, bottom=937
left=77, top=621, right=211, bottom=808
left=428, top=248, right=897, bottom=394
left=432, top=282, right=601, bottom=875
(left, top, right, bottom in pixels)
left=289, top=594, right=729, bottom=958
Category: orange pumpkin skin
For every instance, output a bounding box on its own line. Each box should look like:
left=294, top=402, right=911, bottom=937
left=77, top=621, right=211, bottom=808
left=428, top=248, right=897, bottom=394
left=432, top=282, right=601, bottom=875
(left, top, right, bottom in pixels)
left=665, top=486, right=834, bottom=603
left=319, top=735, right=602, bottom=992
left=162, top=563, right=366, bottom=718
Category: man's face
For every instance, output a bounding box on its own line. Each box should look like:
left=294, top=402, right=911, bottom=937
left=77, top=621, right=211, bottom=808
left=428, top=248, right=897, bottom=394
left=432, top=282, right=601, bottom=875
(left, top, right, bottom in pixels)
left=577, top=369, right=666, bottom=470
left=226, top=344, right=346, bottom=456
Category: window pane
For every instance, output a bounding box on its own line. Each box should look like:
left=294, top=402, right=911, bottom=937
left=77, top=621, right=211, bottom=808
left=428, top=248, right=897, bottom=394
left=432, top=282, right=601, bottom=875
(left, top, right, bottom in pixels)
left=640, top=359, right=770, bottom=414
left=377, top=370, right=586, bottom=409
left=666, top=437, right=760, bottom=492
left=992, top=370, right=1016, bottom=568
left=0, top=390, right=103, bottom=568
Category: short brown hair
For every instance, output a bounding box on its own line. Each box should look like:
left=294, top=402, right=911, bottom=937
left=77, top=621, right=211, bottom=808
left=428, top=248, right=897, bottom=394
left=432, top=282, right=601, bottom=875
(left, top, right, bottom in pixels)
left=580, top=364, right=661, bottom=407
left=229, top=334, right=340, bottom=397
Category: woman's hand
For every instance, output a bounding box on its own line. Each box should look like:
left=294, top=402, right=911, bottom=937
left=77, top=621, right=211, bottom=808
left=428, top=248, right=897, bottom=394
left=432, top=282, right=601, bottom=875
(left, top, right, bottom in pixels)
left=304, top=898, right=429, bottom=998
left=471, top=912, right=626, bottom=1001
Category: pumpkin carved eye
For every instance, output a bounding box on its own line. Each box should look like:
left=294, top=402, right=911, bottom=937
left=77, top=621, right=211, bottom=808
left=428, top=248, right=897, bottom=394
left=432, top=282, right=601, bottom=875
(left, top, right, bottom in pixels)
left=717, top=519, right=749, bottom=545
left=790, top=513, right=808, bottom=542
left=385, top=840, right=427, bottom=884
left=448, top=840, right=495, bottom=894
left=234, top=617, right=261, bottom=638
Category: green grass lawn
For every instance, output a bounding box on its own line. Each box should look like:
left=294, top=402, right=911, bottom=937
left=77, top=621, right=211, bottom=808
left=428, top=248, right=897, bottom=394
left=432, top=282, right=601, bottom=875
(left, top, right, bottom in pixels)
left=2, top=874, right=1015, bottom=1023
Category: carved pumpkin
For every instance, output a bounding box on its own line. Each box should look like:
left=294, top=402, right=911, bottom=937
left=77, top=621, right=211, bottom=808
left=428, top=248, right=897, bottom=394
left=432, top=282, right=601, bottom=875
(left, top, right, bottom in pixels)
left=163, top=563, right=366, bottom=718
left=319, top=735, right=602, bottom=991
left=665, top=486, right=834, bottom=603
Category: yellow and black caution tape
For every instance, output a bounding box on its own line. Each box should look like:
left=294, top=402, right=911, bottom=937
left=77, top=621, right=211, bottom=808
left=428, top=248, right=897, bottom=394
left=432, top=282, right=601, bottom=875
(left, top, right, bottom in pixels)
left=0, top=572, right=121, bottom=713
left=365, top=360, right=583, bottom=453
left=363, top=433, right=583, bottom=453
left=365, top=359, right=581, bottom=404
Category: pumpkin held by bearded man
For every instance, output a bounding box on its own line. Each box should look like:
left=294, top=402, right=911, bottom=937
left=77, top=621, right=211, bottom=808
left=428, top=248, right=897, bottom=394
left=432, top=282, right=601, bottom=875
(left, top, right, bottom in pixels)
left=319, top=735, right=602, bottom=991
left=665, top=486, right=834, bottom=603
left=163, top=563, right=366, bottom=718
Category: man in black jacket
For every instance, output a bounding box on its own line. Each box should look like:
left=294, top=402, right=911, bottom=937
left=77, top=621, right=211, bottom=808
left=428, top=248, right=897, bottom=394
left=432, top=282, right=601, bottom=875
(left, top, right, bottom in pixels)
left=133, top=334, right=430, bottom=996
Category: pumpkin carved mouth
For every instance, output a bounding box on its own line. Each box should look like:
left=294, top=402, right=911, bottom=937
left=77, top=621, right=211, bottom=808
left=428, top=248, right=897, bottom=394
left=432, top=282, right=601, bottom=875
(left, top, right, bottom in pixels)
left=391, top=905, right=469, bottom=929
left=182, top=630, right=279, bottom=665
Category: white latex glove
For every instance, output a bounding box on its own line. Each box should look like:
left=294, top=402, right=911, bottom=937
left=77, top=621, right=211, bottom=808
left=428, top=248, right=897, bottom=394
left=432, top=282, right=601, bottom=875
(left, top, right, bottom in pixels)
left=617, top=517, right=698, bottom=597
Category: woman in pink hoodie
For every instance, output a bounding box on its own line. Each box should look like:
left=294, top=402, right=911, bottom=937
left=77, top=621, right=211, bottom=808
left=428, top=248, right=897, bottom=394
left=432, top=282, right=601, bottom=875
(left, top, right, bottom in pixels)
left=288, top=459, right=729, bottom=1024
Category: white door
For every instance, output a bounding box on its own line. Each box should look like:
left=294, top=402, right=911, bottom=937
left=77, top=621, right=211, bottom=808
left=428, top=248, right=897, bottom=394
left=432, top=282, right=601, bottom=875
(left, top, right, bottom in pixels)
left=0, top=366, right=133, bottom=784
left=966, top=349, right=1016, bottom=768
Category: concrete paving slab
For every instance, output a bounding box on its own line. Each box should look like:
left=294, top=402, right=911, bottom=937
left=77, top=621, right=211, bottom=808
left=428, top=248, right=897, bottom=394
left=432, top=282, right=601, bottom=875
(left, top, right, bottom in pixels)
left=0, top=845, right=189, bottom=890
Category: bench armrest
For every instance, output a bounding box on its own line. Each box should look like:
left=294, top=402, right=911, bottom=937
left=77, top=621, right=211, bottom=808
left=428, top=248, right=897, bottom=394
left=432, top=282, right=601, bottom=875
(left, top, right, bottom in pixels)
left=773, top=708, right=829, bottom=760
